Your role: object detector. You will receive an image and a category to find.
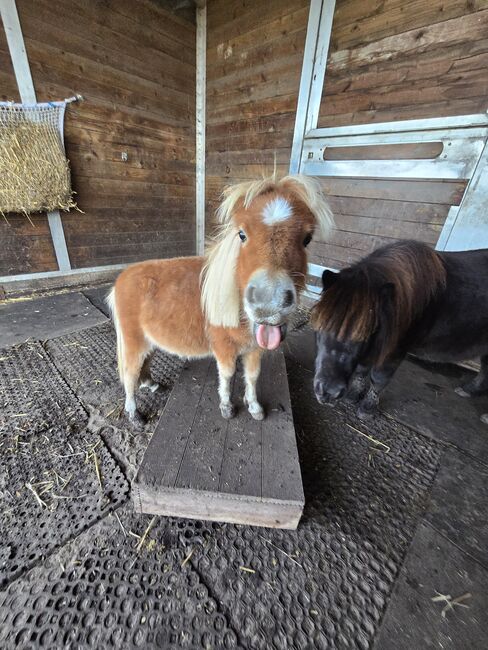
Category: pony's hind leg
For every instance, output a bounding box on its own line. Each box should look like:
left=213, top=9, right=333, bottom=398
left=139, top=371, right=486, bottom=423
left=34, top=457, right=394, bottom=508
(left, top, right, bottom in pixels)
left=139, top=353, right=159, bottom=393
left=122, top=339, right=148, bottom=427
left=455, top=354, right=488, bottom=398
left=243, top=348, right=264, bottom=420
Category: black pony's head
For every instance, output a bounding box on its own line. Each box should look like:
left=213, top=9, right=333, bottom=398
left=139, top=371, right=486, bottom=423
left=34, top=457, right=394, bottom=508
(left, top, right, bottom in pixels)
left=310, top=242, right=447, bottom=406
left=312, top=269, right=379, bottom=404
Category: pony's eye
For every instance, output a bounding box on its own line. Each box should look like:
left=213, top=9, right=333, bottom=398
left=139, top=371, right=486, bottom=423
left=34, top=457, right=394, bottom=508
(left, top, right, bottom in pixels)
left=238, top=230, right=247, bottom=242
left=303, top=233, right=313, bottom=247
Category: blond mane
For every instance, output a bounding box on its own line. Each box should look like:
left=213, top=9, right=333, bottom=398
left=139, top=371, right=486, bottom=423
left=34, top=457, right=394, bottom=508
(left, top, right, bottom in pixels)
left=201, top=174, right=334, bottom=328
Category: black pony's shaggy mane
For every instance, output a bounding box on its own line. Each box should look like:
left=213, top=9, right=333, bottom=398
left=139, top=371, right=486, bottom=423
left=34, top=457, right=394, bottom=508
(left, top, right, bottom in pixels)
left=311, top=240, right=447, bottom=363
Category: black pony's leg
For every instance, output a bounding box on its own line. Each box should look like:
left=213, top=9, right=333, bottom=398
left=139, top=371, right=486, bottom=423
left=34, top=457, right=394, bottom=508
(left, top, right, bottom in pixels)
left=456, top=354, right=488, bottom=397
left=357, top=357, right=403, bottom=420
left=346, top=364, right=370, bottom=403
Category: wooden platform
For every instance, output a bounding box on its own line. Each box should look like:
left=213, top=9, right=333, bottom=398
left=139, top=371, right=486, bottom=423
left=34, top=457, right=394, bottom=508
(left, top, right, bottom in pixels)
left=132, top=351, right=304, bottom=529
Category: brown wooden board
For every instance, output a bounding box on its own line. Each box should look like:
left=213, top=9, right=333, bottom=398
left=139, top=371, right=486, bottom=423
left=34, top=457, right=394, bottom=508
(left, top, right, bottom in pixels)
left=133, top=350, right=304, bottom=529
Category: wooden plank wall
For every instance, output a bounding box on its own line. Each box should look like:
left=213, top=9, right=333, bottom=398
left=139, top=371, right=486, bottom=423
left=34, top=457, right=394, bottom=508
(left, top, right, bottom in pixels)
left=312, top=0, right=488, bottom=269
left=0, top=0, right=196, bottom=276
left=206, top=0, right=487, bottom=270
left=206, top=0, right=310, bottom=225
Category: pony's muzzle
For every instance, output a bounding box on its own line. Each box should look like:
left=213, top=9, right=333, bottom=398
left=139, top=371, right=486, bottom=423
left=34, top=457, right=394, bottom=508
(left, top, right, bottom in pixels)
left=244, top=270, right=297, bottom=322
left=244, top=270, right=297, bottom=350
left=314, top=378, right=346, bottom=405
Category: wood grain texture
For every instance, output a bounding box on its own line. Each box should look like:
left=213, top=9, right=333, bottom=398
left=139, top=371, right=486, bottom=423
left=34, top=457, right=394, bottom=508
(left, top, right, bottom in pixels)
left=0, top=0, right=196, bottom=276
left=133, top=351, right=304, bottom=529
left=204, top=0, right=482, bottom=273
left=205, top=0, right=308, bottom=230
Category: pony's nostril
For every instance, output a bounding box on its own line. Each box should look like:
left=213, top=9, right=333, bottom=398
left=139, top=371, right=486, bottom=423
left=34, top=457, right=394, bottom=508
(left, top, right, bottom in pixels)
left=283, top=289, right=294, bottom=308
left=247, top=286, right=255, bottom=303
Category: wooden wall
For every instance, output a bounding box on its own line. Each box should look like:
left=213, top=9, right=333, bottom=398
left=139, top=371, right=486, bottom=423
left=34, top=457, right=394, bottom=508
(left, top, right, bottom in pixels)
left=206, top=0, right=310, bottom=224
left=206, top=0, right=487, bottom=271
left=0, top=0, right=196, bottom=276
left=312, top=0, right=488, bottom=268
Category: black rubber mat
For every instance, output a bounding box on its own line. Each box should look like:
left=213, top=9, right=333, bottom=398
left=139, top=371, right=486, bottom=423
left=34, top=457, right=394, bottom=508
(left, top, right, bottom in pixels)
left=0, top=340, right=87, bottom=436
left=0, top=428, right=129, bottom=591
left=186, top=356, right=442, bottom=649
left=0, top=506, right=237, bottom=649
left=45, top=323, right=185, bottom=479
left=46, top=322, right=184, bottom=426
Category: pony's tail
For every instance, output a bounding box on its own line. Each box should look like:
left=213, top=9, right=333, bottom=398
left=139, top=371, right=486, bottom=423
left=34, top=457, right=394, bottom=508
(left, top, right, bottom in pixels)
left=105, top=287, right=124, bottom=383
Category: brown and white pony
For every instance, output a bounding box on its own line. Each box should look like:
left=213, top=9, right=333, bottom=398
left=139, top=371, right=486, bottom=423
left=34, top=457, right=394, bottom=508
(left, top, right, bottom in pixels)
left=107, top=174, right=333, bottom=425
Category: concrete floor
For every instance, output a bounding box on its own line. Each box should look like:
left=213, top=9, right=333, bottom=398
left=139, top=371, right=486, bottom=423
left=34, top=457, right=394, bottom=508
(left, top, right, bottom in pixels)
left=0, top=286, right=487, bottom=649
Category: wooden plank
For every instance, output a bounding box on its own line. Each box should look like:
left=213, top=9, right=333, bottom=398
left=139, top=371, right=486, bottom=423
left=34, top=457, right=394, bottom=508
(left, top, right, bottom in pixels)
left=219, top=376, right=263, bottom=497
left=328, top=9, right=488, bottom=73
left=259, top=351, right=303, bottom=502
left=317, top=178, right=467, bottom=204
left=327, top=196, right=450, bottom=225
left=133, top=351, right=304, bottom=529
left=332, top=0, right=486, bottom=51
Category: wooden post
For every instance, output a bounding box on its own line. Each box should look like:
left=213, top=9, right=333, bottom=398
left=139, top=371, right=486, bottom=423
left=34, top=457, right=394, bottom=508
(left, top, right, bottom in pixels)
left=195, top=0, right=206, bottom=256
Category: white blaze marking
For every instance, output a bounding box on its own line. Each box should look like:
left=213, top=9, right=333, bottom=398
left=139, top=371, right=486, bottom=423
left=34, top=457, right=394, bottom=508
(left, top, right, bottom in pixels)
left=262, top=196, right=293, bottom=225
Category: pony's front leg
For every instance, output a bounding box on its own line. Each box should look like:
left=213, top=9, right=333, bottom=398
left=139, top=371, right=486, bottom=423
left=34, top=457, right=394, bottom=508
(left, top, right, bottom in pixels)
left=243, top=348, right=264, bottom=421
left=346, top=364, right=370, bottom=403
left=456, top=354, right=488, bottom=398
left=216, top=359, right=236, bottom=419
left=357, top=357, right=403, bottom=420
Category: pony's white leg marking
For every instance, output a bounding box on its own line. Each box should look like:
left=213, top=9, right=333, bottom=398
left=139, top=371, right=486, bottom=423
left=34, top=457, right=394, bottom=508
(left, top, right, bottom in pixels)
left=217, top=360, right=236, bottom=420
left=243, top=349, right=264, bottom=421
left=123, top=351, right=146, bottom=426
left=139, top=354, right=159, bottom=392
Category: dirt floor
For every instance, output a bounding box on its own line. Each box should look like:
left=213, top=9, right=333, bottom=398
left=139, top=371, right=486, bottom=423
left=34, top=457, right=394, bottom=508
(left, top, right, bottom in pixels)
left=0, top=285, right=487, bottom=649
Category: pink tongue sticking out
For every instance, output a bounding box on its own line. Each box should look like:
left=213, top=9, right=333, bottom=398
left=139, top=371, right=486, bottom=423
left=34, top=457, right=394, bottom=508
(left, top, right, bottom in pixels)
left=256, top=324, right=282, bottom=350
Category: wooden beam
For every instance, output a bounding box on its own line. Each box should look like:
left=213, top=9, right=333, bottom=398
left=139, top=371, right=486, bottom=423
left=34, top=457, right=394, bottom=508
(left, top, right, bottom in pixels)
left=196, top=1, right=206, bottom=254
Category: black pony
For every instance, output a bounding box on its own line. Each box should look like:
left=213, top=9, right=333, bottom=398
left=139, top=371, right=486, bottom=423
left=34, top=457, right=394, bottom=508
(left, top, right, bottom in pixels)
left=311, top=240, right=488, bottom=421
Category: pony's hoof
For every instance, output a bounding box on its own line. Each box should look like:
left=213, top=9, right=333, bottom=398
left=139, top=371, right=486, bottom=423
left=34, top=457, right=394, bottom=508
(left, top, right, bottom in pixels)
left=357, top=403, right=377, bottom=420
left=346, top=389, right=367, bottom=404
left=249, top=406, right=265, bottom=421
left=129, top=409, right=146, bottom=429
left=455, top=386, right=471, bottom=398
left=481, top=413, right=488, bottom=425
left=140, top=380, right=160, bottom=393
left=220, top=403, right=236, bottom=420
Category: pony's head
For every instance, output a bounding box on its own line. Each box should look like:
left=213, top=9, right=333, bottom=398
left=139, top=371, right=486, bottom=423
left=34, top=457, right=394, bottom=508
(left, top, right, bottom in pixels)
left=310, top=241, right=446, bottom=404
left=201, top=174, right=333, bottom=349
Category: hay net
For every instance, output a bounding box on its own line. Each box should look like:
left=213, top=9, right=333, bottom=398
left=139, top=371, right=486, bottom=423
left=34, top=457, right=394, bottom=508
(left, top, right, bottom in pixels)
left=0, top=100, right=76, bottom=215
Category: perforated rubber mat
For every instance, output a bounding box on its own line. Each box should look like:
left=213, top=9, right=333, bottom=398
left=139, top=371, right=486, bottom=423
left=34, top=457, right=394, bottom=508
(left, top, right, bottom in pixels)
left=46, top=322, right=183, bottom=422
left=0, top=428, right=129, bottom=591
left=45, top=323, right=184, bottom=478
left=0, top=340, right=86, bottom=436
left=187, top=357, right=441, bottom=649
left=0, top=506, right=237, bottom=649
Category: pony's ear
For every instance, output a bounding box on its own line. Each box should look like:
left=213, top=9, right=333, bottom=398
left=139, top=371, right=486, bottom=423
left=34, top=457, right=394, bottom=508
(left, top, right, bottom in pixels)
left=322, top=269, right=339, bottom=291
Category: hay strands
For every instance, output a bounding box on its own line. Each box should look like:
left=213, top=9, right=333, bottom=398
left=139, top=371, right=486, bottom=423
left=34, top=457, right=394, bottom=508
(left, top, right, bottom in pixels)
left=432, top=591, right=472, bottom=617
left=258, top=535, right=303, bottom=568
left=346, top=423, right=391, bottom=453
